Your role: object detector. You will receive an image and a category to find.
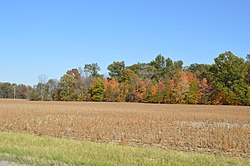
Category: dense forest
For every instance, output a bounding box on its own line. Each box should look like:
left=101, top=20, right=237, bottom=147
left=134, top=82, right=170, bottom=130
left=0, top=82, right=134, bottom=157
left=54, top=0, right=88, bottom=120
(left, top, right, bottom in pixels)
left=1, top=51, right=250, bottom=105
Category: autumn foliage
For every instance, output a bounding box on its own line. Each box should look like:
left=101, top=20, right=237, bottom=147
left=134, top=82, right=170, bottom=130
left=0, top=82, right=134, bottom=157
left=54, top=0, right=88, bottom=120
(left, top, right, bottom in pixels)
left=1, top=51, right=250, bottom=105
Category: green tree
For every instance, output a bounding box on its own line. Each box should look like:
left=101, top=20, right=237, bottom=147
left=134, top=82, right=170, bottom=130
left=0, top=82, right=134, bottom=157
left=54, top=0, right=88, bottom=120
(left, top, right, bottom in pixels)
left=165, top=58, right=183, bottom=81
left=59, top=74, right=77, bottom=101
left=90, top=78, right=105, bottom=101
left=0, top=82, right=13, bottom=98
left=150, top=54, right=165, bottom=81
left=84, top=63, right=101, bottom=78
left=173, top=60, right=183, bottom=71
left=186, top=80, right=199, bottom=104
left=210, top=51, right=248, bottom=105
left=185, top=63, right=211, bottom=79
left=246, top=54, right=250, bottom=85
left=27, top=88, right=40, bottom=101
left=163, top=83, right=172, bottom=104
left=107, top=61, right=125, bottom=82
left=165, top=58, right=174, bottom=80
left=127, top=63, right=155, bottom=80
left=119, top=69, right=137, bottom=102
left=67, top=68, right=85, bottom=101
left=246, top=86, right=250, bottom=105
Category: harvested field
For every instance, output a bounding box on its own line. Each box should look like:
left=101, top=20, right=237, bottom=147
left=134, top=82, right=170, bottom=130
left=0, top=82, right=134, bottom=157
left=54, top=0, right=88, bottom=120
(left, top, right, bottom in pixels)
left=0, top=99, right=249, bottom=158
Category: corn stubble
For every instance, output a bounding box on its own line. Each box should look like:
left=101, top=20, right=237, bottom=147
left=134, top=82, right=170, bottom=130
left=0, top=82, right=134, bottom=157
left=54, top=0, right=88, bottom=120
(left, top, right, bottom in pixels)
left=0, top=99, right=249, bottom=158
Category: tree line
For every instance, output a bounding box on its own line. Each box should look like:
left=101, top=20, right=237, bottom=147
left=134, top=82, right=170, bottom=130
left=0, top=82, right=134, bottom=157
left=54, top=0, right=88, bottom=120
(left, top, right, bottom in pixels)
left=1, top=51, right=250, bottom=105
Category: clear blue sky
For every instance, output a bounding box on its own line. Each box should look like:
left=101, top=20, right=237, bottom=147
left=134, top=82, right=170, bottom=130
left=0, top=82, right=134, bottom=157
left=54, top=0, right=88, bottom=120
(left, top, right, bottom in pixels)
left=0, top=0, right=249, bottom=85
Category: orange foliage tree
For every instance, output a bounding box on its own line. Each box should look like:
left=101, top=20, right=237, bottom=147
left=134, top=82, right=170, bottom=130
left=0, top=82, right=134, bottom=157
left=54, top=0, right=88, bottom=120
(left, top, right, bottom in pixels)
left=104, top=78, right=120, bottom=102
left=133, top=78, right=147, bottom=102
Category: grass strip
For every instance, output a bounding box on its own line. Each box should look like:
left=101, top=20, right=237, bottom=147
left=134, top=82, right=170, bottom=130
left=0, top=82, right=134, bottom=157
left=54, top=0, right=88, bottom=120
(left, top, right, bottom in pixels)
left=0, top=131, right=249, bottom=166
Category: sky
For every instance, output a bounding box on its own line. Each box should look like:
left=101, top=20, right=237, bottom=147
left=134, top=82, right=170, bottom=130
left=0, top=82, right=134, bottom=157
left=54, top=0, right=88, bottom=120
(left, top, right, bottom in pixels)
left=0, top=0, right=249, bottom=85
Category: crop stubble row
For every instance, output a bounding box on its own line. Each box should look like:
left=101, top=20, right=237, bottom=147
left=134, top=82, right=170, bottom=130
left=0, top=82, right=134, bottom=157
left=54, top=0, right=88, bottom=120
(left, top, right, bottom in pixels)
left=0, top=99, right=249, bottom=158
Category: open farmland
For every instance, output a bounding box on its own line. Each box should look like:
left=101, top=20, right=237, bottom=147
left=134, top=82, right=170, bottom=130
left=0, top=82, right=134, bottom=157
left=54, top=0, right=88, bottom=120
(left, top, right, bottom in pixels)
left=0, top=99, right=249, bottom=158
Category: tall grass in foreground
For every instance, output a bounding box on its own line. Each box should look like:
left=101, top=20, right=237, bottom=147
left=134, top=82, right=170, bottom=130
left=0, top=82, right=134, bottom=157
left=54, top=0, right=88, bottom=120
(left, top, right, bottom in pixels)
left=0, top=132, right=249, bottom=166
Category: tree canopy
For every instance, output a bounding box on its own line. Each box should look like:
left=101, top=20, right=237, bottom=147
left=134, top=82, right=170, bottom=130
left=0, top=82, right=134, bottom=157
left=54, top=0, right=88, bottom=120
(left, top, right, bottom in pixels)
left=2, top=51, right=250, bottom=106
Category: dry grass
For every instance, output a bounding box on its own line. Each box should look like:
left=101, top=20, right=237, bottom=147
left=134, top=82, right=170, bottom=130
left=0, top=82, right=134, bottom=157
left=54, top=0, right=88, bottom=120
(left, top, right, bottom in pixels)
left=0, top=99, right=249, bottom=158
